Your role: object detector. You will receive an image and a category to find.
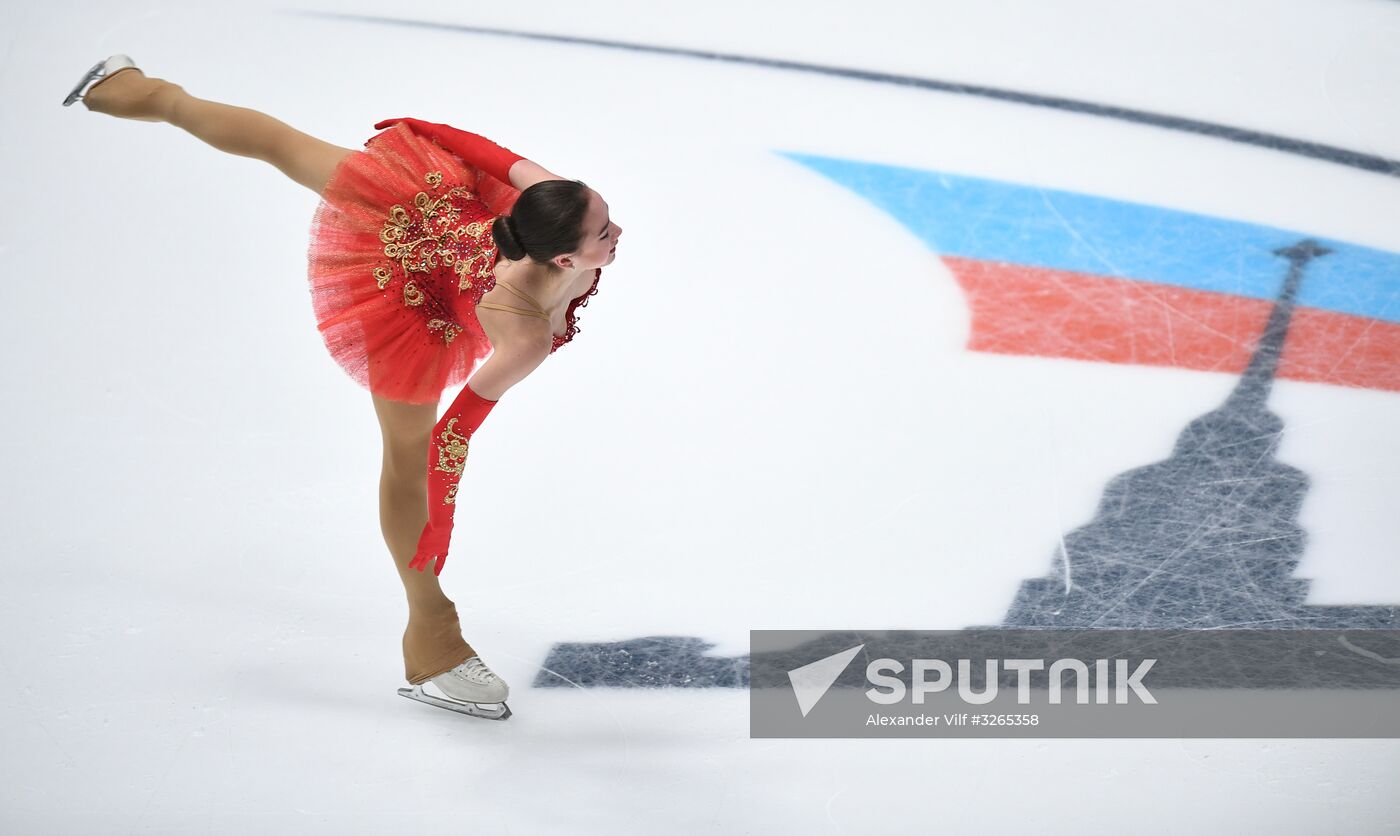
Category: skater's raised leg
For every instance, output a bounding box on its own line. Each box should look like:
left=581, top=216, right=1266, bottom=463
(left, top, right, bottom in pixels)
left=81, top=67, right=354, bottom=195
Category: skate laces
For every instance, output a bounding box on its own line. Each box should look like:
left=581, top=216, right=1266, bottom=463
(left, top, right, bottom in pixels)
left=458, top=656, right=500, bottom=685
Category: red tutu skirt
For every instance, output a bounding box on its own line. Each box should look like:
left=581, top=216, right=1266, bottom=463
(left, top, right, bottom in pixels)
left=306, top=122, right=522, bottom=405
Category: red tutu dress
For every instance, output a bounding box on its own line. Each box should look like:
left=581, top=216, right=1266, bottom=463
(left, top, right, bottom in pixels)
left=306, top=119, right=604, bottom=578
left=306, top=120, right=601, bottom=405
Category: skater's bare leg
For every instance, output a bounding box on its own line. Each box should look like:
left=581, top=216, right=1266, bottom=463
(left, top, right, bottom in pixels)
left=372, top=393, right=478, bottom=684
left=82, top=69, right=354, bottom=196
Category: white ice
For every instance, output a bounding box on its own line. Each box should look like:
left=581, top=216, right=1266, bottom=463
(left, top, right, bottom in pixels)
left=4, top=0, right=1400, bottom=832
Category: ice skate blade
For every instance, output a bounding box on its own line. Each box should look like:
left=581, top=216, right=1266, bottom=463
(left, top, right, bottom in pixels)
left=63, top=54, right=139, bottom=107
left=397, top=684, right=512, bottom=720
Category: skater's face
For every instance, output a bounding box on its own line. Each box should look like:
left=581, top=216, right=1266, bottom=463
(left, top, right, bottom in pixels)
left=552, top=189, right=620, bottom=272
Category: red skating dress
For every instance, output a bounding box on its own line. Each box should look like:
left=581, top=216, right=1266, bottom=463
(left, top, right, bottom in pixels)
left=306, top=120, right=602, bottom=405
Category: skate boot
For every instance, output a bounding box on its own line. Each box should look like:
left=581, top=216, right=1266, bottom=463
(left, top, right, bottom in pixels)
left=63, top=54, right=140, bottom=107
left=397, top=656, right=512, bottom=720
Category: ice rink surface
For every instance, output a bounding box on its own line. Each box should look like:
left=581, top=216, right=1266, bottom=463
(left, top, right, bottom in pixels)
left=4, top=0, right=1399, bottom=832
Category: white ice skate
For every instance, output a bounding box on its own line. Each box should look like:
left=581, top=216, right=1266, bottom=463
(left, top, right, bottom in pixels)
left=397, top=656, right=512, bottom=720
left=63, top=54, right=140, bottom=107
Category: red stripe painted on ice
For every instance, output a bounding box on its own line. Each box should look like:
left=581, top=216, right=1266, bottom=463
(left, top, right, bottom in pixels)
left=945, top=256, right=1400, bottom=393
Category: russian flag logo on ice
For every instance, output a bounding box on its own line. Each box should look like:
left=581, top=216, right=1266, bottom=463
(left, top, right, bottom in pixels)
left=783, top=153, right=1400, bottom=394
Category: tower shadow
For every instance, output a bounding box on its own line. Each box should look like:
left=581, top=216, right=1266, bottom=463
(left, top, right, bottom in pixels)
left=1000, top=239, right=1396, bottom=629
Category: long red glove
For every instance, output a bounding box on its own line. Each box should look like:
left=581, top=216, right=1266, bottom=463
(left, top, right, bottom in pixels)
left=373, top=117, right=525, bottom=186
left=410, top=381, right=500, bottom=576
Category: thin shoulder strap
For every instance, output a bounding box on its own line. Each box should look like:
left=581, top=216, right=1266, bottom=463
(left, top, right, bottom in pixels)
left=477, top=302, right=549, bottom=320
left=494, top=280, right=547, bottom=312
left=477, top=280, right=550, bottom=321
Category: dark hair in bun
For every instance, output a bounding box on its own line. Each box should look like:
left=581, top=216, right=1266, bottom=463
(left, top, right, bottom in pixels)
left=491, top=179, right=591, bottom=267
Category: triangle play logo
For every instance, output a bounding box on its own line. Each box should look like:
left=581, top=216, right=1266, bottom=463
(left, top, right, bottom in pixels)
left=787, top=644, right=865, bottom=717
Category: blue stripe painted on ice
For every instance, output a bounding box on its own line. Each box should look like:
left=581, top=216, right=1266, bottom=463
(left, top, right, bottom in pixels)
left=780, top=152, right=1400, bottom=325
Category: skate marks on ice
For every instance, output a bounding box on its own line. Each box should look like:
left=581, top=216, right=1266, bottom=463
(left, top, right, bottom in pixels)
left=534, top=636, right=749, bottom=688
left=295, top=10, right=1400, bottom=178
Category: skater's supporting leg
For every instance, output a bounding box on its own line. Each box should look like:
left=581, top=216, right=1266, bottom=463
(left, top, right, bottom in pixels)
left=83, top=69, right=354, bottom=195
left=372, top=393, right=478, bottom=684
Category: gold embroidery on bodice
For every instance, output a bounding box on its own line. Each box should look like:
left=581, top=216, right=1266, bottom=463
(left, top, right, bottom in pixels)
left=371, top=170, right=499, bottom=346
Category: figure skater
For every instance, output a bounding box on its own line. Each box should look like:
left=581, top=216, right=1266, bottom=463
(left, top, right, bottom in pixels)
left=64, top=55, right=622, bottom=720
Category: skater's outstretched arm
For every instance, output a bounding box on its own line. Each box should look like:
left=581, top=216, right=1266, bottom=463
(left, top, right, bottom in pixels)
left=373, top=117, right=565, bottom=191
left=409, top=335, right=552, bottom=576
